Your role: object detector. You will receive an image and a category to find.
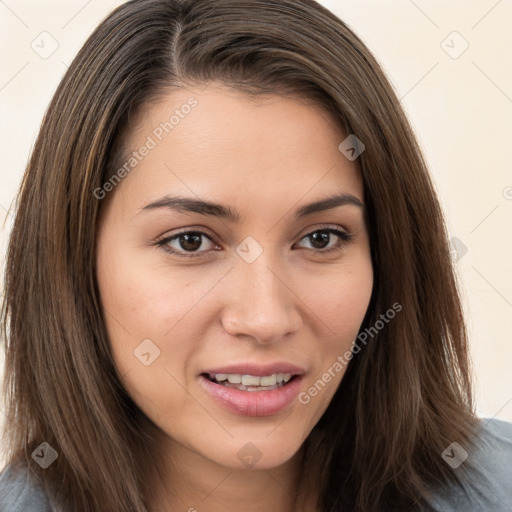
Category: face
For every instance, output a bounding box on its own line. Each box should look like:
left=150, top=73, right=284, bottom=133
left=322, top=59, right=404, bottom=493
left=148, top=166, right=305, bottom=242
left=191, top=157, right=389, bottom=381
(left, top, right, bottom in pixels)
left=96, top=83, right=373, bottom=472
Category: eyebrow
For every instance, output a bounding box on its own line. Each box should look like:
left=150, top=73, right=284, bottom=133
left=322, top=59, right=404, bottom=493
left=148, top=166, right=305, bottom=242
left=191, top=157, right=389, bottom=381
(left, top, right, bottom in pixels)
left=139, top=193, right=365, bottom=222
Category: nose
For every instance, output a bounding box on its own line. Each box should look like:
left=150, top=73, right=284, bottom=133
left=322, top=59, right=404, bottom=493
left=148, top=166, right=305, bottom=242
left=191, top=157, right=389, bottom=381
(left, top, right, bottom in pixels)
left=220, top=255, right=302, bottom=344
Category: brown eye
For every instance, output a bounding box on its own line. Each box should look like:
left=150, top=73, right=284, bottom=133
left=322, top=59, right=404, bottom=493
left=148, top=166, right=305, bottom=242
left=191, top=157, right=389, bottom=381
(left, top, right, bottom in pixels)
left=156, top=230, right=219, bottom=257
left=295, top=227, right=353, bottom=254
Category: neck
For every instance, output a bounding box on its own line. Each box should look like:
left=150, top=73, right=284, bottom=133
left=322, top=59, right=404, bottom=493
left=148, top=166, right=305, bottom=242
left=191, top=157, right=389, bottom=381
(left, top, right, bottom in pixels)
left=147, top=436, right=319, bottom=512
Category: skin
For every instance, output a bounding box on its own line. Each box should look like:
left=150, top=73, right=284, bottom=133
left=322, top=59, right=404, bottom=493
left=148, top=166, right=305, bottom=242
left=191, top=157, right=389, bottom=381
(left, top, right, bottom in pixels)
left=96, top=82, right=373, bottom=512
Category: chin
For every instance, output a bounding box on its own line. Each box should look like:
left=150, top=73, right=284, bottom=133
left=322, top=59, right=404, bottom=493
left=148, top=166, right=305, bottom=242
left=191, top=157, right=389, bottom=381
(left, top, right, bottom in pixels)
left=203, top=435, right=305, bottom=471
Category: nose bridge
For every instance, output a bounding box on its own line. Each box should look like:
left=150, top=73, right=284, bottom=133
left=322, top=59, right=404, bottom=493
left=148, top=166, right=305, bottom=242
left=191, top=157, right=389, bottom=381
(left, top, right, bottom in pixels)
left=220, top=245, right=301, bottom=342
left=241, top=255, right=280, bottom=305
left=234, top=235, right=281, bottom=296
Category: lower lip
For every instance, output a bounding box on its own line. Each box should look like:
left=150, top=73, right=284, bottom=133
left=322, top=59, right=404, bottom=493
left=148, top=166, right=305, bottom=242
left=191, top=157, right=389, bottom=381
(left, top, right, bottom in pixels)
left=198, top=375, right=303, bottom=417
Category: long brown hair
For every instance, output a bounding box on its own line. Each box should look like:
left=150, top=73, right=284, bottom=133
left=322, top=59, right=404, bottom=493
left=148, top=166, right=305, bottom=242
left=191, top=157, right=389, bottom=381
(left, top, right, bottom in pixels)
left=1, top=0, right=479, bottom=510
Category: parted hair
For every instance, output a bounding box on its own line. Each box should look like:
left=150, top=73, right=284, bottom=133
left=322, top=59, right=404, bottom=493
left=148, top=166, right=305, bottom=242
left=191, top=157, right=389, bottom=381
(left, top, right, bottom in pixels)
left=1, top=0, right=479, bottom=510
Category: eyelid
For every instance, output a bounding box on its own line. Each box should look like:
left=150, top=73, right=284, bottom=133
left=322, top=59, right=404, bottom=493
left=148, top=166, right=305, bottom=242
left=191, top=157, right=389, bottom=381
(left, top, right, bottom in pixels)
left=155, top=224, right=353, bottom=258
left=294, top=225, right=353, bottom=253
left=297, top=224, right=350, bottom=241
left=154, top=228, right=221, bottom=258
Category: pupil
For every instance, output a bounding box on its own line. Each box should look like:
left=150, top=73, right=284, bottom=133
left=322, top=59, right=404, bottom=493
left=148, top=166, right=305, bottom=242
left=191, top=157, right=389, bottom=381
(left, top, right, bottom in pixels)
left=311, top=231, right=330, bottom=249
left=180, top=233, right=202, bottom=251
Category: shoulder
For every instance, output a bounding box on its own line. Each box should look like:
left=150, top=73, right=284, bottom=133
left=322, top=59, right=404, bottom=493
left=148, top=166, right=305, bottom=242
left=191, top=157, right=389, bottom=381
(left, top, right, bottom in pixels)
left=0, top=461, right=56, bottom=512
left=427, top=418, right=512, bottom=512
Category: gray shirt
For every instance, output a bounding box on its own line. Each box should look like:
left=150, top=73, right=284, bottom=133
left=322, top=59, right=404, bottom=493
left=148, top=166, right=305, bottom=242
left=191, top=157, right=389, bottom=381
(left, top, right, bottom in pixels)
left=1, top=418, right=511, bottom=511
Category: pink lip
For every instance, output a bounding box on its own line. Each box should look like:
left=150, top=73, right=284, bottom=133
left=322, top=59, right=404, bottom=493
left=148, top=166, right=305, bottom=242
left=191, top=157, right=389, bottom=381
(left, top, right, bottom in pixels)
left=201, top=362, right=305, bottom=378
left=199, top=374, right=304, bottom=417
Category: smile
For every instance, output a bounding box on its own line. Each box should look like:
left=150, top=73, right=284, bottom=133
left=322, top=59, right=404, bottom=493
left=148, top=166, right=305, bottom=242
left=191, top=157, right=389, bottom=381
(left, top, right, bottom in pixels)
left=199, top=373, right=304, bottom=416
left=204, top=372, right=294, bottom=391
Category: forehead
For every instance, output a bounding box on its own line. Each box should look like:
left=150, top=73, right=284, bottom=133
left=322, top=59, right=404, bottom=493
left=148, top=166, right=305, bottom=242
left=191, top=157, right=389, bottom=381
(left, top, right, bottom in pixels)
left=110, top=83, right=363, bottom=216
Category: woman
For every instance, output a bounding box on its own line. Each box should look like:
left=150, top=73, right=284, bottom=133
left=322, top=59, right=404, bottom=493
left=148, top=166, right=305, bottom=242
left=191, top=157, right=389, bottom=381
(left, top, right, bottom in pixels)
left=1, top=0, right=511, bottom=511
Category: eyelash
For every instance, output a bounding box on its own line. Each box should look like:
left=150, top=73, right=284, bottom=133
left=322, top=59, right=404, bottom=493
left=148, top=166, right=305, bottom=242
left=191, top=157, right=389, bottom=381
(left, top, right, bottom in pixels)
left=154, top=226, right=353, bottom=259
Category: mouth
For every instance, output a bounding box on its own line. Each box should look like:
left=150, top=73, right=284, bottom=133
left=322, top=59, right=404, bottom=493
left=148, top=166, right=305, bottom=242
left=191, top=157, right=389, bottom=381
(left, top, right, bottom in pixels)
left=198, top=365, right=305, bottom=417
left=201, top=372, right=299, bottom=392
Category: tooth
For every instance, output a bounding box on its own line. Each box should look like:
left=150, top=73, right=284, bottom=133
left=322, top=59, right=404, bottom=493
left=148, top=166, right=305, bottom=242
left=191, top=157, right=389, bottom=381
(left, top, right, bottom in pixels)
left=224, top=381, right=247, bottom=390
left=259, top=374, right=277, bottom=386
left=246, top=384, right=279, bottom=391
left=241, top=375, right=260, bottom=386
left=219, top=373, right=293, bottom=387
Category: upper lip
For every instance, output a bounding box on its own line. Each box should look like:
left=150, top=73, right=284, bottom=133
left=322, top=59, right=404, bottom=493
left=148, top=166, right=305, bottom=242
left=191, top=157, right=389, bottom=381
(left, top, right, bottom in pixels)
left=201, top=362, right=306, bottom=377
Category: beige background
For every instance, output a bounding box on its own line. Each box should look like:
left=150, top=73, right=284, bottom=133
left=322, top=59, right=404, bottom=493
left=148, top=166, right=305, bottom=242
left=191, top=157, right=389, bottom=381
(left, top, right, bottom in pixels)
left=1, top=1, right=511, bottom=465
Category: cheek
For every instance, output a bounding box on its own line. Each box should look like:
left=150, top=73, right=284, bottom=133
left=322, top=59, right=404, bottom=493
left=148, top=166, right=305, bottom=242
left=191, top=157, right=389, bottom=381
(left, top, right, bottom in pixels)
left=299, top=255, right=373, bottom=372
left=97, top=240, right=213, bottom=341
left=300, top=257, right=373, bottom=342
left=96, top=242, right=232, bottom=397
left=96, top=251, right=208, bottom=431
left=293, top=261, right=373, bottom=416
